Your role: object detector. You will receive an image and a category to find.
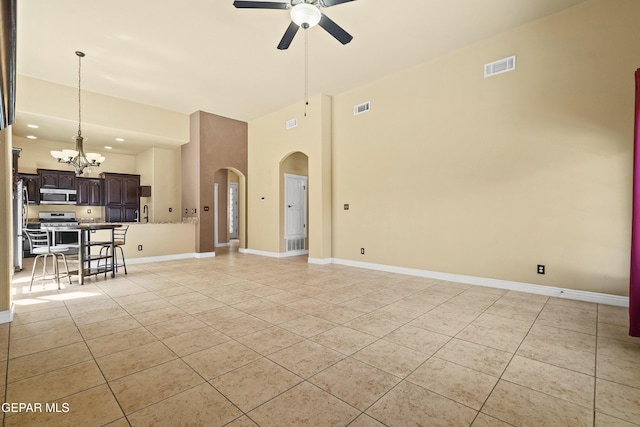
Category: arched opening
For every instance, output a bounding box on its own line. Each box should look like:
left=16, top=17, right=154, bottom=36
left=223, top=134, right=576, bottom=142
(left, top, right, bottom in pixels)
left=214, top=167, right=247, bottom=253
left=279, top=151, right=309, bottom=255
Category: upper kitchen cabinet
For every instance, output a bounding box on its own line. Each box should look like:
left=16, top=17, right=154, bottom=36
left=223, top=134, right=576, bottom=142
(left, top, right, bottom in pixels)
left=101, top=173, right=140, bottom=222
left=76, top=177, right=103, bottom=206
left=19, top=173, right=40, bottom=204
left=38, top=169, right=75, bottom=189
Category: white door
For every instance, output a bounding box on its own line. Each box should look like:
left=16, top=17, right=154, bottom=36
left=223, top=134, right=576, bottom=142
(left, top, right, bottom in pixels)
left=284, top=174, right=307, bottom=239
left=229, top=182, right=239, bottom=239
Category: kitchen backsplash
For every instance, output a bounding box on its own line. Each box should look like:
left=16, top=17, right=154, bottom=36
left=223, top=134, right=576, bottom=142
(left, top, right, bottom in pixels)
left=27, top=205, right=105, bottom=221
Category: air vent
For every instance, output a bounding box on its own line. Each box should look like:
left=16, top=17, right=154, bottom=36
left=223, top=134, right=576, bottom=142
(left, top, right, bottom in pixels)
left=287, top=238, right=305, bottom=252
left=286, top=118, right=298, bottom=130
left=484, top=55, right=516, bottom=78
left=354, top=101, right=371, bottom=116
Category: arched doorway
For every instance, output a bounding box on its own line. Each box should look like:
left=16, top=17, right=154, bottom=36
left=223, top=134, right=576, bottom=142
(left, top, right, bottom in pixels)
left=279, top=152, right=309, bottom=255
left=214, top=167, right=247, bottom=252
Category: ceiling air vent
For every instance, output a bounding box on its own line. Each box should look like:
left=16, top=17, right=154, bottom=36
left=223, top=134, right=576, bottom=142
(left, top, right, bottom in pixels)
left=484, top=55, right=516, bottom=78
left=286, top=118, right=298, bottom=130
left=354, top=101, right=371, bottom=116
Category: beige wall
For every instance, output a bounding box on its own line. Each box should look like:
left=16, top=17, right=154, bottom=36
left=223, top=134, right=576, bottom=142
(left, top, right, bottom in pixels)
left=330, top=0, right=639, bottom=296
left=136, top=147, right=182, bottom=223
left=248, top=94, right=332, bottom=258
left=1, top=128, right=13, bottom=314
left=17, top=75, right=189, bottom=143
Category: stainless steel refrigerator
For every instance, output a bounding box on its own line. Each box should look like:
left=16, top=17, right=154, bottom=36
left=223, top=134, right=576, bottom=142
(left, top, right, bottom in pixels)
left=13, top=179, right=28, bottom=271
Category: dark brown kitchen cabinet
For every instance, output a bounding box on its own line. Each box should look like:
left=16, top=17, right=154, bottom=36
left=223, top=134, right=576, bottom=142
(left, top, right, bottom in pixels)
left=19, top=173, right=40, bottom=204
left=76, top=178, right=103, bottom=206
left=38, top=169, right=75, bottom=189
left=101, top=173, right=140, bottom=222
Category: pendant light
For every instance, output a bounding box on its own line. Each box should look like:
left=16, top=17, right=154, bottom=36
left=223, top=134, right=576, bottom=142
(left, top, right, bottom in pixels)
left=50, top=51, right=105, bottom=175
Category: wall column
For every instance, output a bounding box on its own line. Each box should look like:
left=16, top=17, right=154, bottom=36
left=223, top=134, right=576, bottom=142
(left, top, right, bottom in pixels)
left=0, top=127, right=14, bottom=323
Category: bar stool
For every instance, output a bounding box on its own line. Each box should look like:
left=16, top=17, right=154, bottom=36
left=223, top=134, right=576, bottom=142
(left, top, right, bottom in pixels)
left=23, top=229, right=72, bottom=290
left=99, top=225, right=129, bottom=274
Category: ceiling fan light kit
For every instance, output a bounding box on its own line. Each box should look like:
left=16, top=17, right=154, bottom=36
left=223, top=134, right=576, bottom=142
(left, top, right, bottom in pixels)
left=291, top=3, right=321, bottom=28
left=233, top=0, right=354, bottom=49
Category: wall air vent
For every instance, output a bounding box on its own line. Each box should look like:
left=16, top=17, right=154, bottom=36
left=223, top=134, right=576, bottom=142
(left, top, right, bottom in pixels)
left=286, top=118, right=298, bottom=130
left=354, top=101, right=371, bottom=116
left=484, top=55, right=516, bottom=78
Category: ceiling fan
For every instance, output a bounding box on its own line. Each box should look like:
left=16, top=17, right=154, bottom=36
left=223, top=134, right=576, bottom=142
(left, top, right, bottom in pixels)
left=233, top=0, right=355, bottom=50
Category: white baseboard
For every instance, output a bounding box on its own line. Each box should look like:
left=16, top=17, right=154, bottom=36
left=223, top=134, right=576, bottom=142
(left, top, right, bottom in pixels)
left=330, top=258, right=629, bottom=307
left=241, top=248, right=282, bottom=258
left=0, top=303, right=15, bottom=324
left=215, top=242, right=230, bottom=248
left=195, top=252, right=216, bottom=259
left=282, top=250, right=309, bottom=258
left=128, top=252, right=214, bottom=265
left=241, top=248, right=308, bottom=258
left=308, top=257, right=332, bottom=265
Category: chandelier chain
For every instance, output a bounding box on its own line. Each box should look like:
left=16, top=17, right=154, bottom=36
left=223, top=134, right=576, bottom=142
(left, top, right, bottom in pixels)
left=77, top=52, right=82, bottom=137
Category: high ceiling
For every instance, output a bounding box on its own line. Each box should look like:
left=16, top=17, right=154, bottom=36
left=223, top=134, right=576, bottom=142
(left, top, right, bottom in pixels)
left=14, top=0, right=588, bottom=154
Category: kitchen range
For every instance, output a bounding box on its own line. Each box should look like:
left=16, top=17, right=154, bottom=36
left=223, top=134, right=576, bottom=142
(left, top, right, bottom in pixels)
left=39, top=212, right=80, bottom=247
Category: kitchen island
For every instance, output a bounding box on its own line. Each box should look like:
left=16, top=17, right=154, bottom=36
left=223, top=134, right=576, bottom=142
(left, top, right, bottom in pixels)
left=52, top=224, right=120, bottom=285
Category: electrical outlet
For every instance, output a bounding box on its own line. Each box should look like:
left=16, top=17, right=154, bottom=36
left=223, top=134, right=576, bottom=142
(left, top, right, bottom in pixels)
left=138, top=245, right=143, bottom=251
left=344, top=204, right=349, bottom=210
left=169, top=208, right=172, bottom=212
left=361, top=248, right=365, bottom=255
left=537, top=264, right=545, bottom=274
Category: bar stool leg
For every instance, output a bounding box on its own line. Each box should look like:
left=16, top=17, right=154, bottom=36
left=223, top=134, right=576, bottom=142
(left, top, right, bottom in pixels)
left=42, top=254, right=50, bottom=287
left=61, top=253, right=72, bottom=285
left=29, top=254, right=42, bottom=291
left=53, top=254, right=61, bottom=289
left=116, top=246, right=127, bottom=274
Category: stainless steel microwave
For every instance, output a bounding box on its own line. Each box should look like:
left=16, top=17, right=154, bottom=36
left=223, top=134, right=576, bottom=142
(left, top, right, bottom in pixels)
left=39, top=188, right=77, bottom=205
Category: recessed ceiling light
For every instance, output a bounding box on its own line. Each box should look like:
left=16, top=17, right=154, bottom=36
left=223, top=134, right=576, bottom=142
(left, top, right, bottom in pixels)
left=26, top=135, right=37, bottom=140
left=115, top=138, right=124, bottom=142
left=104, top=146, right=113, bottom=150
left=27, top=124, right=39, bottom=129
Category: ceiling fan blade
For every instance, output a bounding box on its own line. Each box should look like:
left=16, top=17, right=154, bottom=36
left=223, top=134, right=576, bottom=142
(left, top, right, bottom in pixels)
left=233, top=1, right=290, bottom=9
left=319, top=0, right=356, bottom=7
left=277, top=22, right=299, bottom=50
left=318, top=14, right=353, bottom=45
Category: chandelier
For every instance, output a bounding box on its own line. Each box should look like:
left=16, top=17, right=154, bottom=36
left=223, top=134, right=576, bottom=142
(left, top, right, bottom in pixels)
left=50, top=51, right=105, bottom=175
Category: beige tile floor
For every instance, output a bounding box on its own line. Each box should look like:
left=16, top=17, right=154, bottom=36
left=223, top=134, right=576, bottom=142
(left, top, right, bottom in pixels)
left=3, top=249, right=640, bottom=426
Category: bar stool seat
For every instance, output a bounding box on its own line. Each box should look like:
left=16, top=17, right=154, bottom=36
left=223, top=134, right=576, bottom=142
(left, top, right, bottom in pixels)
left=23, top=229, right=72, bottom=290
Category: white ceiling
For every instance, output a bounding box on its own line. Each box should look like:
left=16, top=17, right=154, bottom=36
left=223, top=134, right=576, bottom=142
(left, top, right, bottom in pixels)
left=14, top=0, right=588, bottom=154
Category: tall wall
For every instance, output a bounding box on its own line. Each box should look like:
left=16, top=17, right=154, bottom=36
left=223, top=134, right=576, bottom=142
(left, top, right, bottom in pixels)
left=182, top=111, right=248, bottom=253
left=330, top=0, right=640, bottom=296
left=248, top=94, right=332, bottom=259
